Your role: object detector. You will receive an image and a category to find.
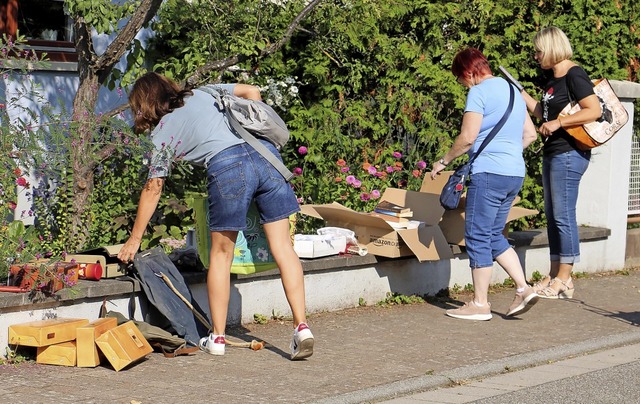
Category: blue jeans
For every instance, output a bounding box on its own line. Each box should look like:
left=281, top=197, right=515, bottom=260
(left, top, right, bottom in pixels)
left=542, top=150, right=590, bottom=264
left=206, top=140, right=299, bottom=231
left=465, top=172, right=524, bottom=268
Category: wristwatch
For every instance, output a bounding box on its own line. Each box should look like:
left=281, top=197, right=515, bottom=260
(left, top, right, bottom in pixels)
left=438, top=158, right=448, bottom=166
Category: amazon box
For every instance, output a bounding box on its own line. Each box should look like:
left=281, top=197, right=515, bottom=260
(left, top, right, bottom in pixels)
left=299, top=188, right=453, bottom=262
left=420, top=172, right=538, bottom=246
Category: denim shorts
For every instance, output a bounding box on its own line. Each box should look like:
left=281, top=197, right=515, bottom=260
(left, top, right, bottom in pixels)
left=205, top=140, right=299, bottom=231
left=542, top=149, right=590, bottom=263
left=464, top=172, right=524, bottom=269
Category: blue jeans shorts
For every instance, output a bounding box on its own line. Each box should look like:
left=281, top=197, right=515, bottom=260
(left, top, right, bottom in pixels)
left=205, top=140, right=299, bottom=231
left=464, top=172, right=524, bottom=269
left=542, top=149, right=590, bottom=264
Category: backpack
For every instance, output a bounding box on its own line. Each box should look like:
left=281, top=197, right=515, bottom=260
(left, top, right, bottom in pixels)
left=199, top=85, right=293, bottom=181
left=200, top=85, right=290, bottom=149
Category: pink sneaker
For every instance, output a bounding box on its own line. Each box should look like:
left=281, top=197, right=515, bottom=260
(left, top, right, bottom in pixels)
left=446, top=300, right=492, bottom=321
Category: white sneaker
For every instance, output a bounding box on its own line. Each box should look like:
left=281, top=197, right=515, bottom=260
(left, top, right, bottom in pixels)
left=290, top=323, right=314, bottom=360
left=199, top=334, right=225, bottom=355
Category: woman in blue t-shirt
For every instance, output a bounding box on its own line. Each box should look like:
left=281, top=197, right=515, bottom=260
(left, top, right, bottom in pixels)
left=431, top=48, right=538, bottom=321
left=520, top=27, right=602, bottom=299
left=117, top=72, right=314, bottom=360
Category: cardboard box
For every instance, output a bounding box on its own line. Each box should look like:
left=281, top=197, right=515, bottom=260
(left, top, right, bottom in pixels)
left=68, top=244, right=126, bottom=278
left=420, top=172, right=538, bottom=246
left=294, top=234, right=347, bottom=258
left=95, top=321, right=153, bottom=371
left=36, top=341, right=77, bottom=367
left=299, top=188, right=453, bottom=262
left=8, top=318, right=89, bottom=347
left=76, top=317, right=118, bottom=368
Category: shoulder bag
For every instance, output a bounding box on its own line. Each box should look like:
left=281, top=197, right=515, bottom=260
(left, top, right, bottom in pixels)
left=440, top=84, right=516, bottom=210
left=560, top=77, right=628, bottom=151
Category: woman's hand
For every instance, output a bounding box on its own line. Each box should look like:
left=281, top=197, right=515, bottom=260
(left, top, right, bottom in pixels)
left=430, top=160, right=447, bottom=180
left=117, top=235, right=141, bottom=263
left=538, top=118, right=562, bottom=137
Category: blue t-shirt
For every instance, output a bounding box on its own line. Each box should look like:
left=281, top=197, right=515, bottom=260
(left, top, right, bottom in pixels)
left=147, top=84, right=243, bottom=179
left=465, top=77, right=528, bottom=177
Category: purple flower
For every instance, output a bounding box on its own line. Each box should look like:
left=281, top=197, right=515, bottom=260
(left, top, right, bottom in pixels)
left=360, top=192, right=371, bottom=201
left=416, top=160, right=427, bottom=170
left=367, top=166, right=377, bottom=175
left=352, top=179, right=362, bottom=188
left=293, top=167, right=303, bottom=176
left=371, top=190, right=381, bottom=199
left=386, top=166, right=394, bottom=173
left=298, top=146, right=308, bottom=155
left=341, top=166, right=350, bottom=173
left=346, top=175, right=356, bottom=184
left=392, top=151, right=402, bottom=158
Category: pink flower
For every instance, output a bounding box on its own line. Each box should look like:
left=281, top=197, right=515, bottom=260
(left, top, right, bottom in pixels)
left=371, top=190, right=381, bottom=199
left=16, top=177, right=29, bottom=187
left=360, top=192, right=370, bottom=201
left=346, top=175, right=356, bottom=185
left=367, top=166, right=377, bottom=175
left=341, top=166, right=350, bottom=173
left=296, top=197, right=304, bottom=204
left=298, top=146, right=308, bottom=155
left=392, top=151, right=402, bottom=158
left=386, top=166, right=394, bottom=173
left=416, top=160, right=427, bottom=170
left=7, top=201, right=16, bottom=209
left=293, top=167, right=303, bottom=176
left=352, top=179, right=362, bottom=188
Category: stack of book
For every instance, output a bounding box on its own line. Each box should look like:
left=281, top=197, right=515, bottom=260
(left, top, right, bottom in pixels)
left=373, top=200, right=413, bottom=218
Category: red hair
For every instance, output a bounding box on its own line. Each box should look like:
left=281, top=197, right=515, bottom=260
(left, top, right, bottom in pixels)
left=451, top=48, right=492, bottom=79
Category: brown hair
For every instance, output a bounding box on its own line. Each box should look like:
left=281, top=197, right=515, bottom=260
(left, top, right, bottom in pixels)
left=128, top=72, right=193, bottom=134
left=451, top=47, right=492, bottom=80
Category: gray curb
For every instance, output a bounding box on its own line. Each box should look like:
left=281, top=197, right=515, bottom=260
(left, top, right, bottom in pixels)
left=314, top=329, right=640, bottom=404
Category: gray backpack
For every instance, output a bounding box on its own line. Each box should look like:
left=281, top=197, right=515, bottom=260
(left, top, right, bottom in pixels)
left=200, top=85, right=293, bottom=181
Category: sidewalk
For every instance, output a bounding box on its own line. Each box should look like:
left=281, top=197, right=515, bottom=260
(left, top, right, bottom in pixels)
left=2, top=269, right=640, bottom=404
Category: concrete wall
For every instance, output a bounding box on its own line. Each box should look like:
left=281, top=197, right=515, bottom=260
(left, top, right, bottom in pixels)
left=576, top=80, right=640, bottom=270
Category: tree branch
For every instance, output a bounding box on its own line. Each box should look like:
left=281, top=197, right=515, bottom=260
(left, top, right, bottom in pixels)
left=185, top=0, right=324, bottom=88
left=94, top=0, right=163, bottom=81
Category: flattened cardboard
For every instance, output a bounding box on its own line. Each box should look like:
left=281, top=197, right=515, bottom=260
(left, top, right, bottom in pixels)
left=95, top=321, right=153, bottom=371
left=420, top=172, right=539, bottom=246
left=299, top=189, right=453, bottom=262
left=37, top=341, right=77, bottom=367
left=76, top=317, right=118, bottom=368
left=8, top=318, right=89, bottom=347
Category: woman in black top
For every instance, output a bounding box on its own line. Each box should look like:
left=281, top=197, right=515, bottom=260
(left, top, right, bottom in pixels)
left=520, top=26, right=601, bottom=299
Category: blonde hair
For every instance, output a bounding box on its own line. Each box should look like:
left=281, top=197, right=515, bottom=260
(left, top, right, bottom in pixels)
left=533, top=26, right=573, bottom=66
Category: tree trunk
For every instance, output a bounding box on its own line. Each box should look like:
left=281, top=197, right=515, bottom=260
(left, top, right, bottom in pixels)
left=69, top=72, right=100, bottom=252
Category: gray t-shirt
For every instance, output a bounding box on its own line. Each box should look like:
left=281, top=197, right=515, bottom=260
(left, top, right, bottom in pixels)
left=147, top=84, right=243, bottom=179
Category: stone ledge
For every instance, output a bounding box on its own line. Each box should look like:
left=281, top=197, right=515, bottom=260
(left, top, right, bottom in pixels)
left=0, top=226, right=610, bottom=313
left=510, top=226, right=610, bottom=248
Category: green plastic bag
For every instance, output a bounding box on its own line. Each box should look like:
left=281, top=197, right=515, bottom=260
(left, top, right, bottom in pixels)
left=192, top=196, right=280, bottom=275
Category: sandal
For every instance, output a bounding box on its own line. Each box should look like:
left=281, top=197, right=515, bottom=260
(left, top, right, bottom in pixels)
left=537, top=277, right=574, bottom=299
left=532, top=276, right=552, bottom=293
